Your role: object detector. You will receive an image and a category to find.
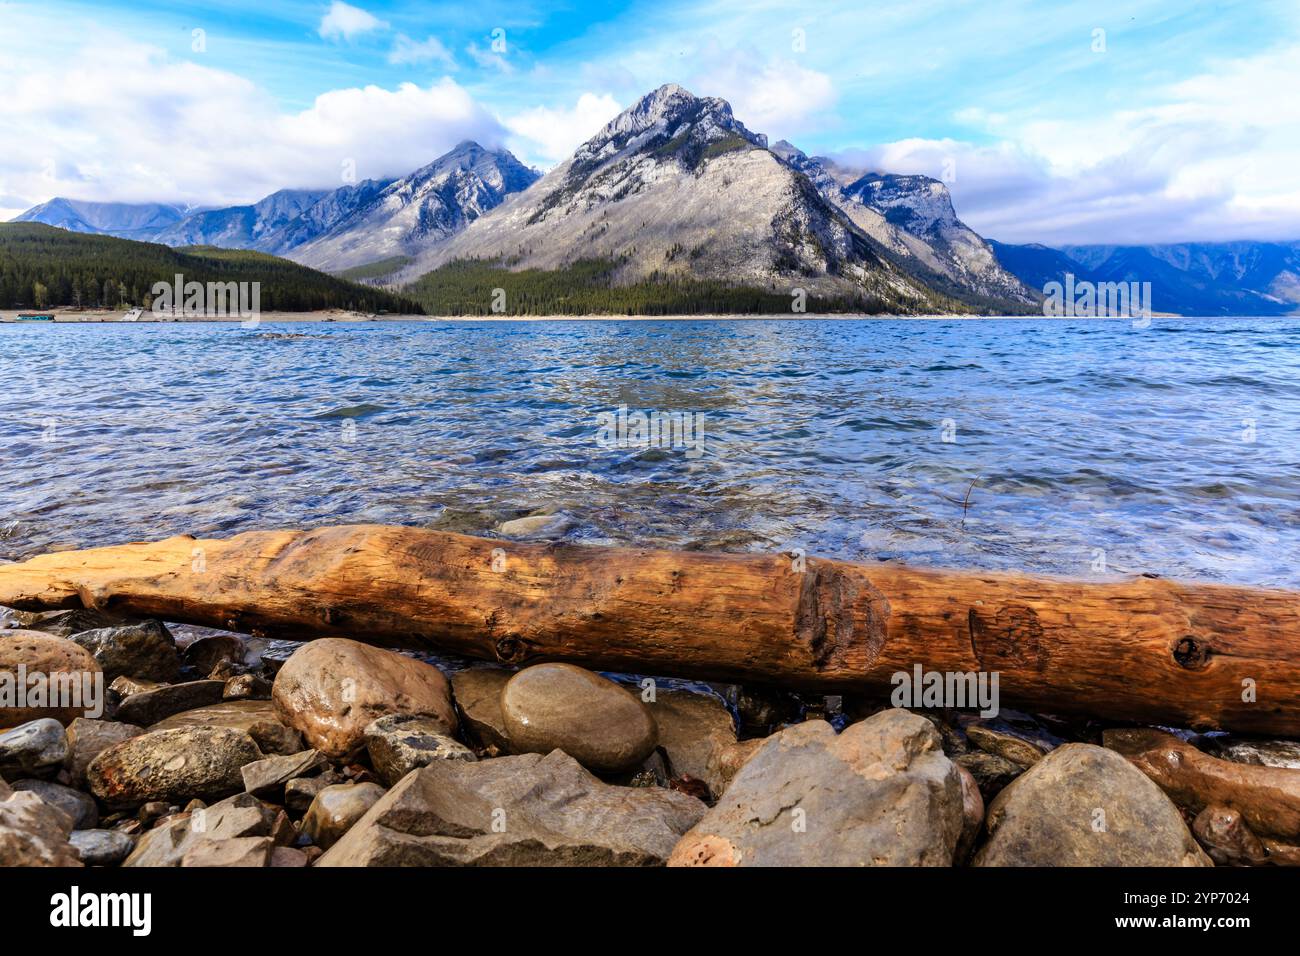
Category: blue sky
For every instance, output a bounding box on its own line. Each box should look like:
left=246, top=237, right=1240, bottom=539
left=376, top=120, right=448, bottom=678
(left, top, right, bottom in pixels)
left=2, top=0, right=1298, bottom=244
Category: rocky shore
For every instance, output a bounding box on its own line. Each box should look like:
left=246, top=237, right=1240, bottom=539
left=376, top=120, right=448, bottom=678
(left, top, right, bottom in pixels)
left=3, top=605, right=1300, bottom=867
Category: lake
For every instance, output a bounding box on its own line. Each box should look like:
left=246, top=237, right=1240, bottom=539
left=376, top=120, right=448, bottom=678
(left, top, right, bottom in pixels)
left=2, top=317, right=1298, bottom=588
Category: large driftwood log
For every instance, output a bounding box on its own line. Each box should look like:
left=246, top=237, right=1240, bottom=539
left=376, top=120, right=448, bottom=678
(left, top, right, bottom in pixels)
left=1, top=524, right=1298, bottom=734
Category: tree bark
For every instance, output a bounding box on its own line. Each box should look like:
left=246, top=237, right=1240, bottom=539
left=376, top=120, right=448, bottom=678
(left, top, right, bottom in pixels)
left=2, top=524, right=1298, bottom=734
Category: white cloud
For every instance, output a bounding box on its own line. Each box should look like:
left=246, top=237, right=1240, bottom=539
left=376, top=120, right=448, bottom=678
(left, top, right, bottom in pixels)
left=0, top=40, right=506, bottom=216
left=466, top=41, right=514, bottom=74
left=389, top=34, right=457, bottom=68
left=318, top=2, right=388, bottom=43
left=688, top=46, right=836, bottom=140
left=505, top=92, right=622, bottom=166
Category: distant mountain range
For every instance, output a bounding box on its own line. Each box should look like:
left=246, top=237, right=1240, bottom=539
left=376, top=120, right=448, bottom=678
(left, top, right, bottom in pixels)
left=10, top=85, right=1299, bottom=316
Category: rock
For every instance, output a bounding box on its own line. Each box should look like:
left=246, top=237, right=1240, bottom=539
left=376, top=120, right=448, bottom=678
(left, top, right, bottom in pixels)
left=302, top=782, right=386, bottom=850
left=973, top=743, right=1210, bottom=867
left=87, top=726, right=263, bottom=808
left=69, top=621, right=180, bottom=683
left=223, top=674, right=271, bottom=701
left=364, top=715, right=475, bottom=787
left=450, top=667, right=512, bottom=754
left=208, top=660, right=244, bottom=681
left=0, top=787, right=82, bottom=866
left=0, top=631, right=103, bottom=727
left=70, top=828, right=135, bottom=866
left=646, top=689, right=737, bottom=797
left=182, top=634, right=247, bottom=675
left=706, top=738, right=764, bottom=797
left=1104, top=727, right=1300, bottom=842
left=1193, top=805, right=1268, bottom=866
left=108, top=676, right=162, bottom=699
left=116, top=680, right=226, bottom=726
left=501, top=663, right=658, bottom=773
left=318, top=750, right=705, bottom=866
left=497, top=513, right=574, bottom=538
left=63, top=718, right=145, bottom=787
left=953, top=750, right=1023, bottom=802
left=1204, top=737, right=1300, bottom=770
left=10, top=779, right=98, bottom=829
left=669, top=711, right=964, bottom=867
left=0, top=718, right=69, bottom=780
left=241, top=750, right=330, bottom=798
left=151, top=700, right=304, bottom=756
left=137, top=801, right=172, bottom=829
left=730, top=685, right=803, bottom=736
left=285, top=772, right=345, bottom=814
left=181, top=835, right=272, bottom=867
left=270, top=846, right=310, bottom=867
left=272, top=639, right=456, bottom=759
left=124, top=792, right=283, bottom=867
left=955, top=763, right=984, bottom=864
left=961, top=718, right=1052, bottom=768
left=22, top=608, right=122, bottom=638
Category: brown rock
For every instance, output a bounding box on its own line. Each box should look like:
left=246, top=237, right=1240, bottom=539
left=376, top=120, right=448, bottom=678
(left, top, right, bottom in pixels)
left=0, top=787, right=82, bottom=866
left=954, top=750, right=1024, bottom=802
left=108, top=676, right=162, bottom=699
left=270, top=846, right=310, bottom=867
left=0, top=631, right=103, bottom=727
left=450, top=667, right=512, bottom=754
left=955, top=762, right=984, bottom=864
left=1104, top=727, right=1300, bottom=842
left=223, top=674, right=271, bottom=701
left=962, top=719, right=1051, bottom=768
left=116, top=680, right=226, bottom=726
left=318, top=750, right=705, bottom=866
left=974, top=744, right=1209, bottom=867
left=63, top=718, right=145, bottom=787
left=706, top=738, right=763, bottom=796
left=646, top=689, right=736, bottom=797
left=10, top=779, right=98, bottom=829
left=87, top=726, right=263, bottom=808
left=181, top=835, right=272, bottom=867
left=285, top=771, right=345, bottom=814
left=182, top=635, right=247, bottom=675
left=0, top=718, right=69, bottom=779
left=241, top=749, right=330, bottom=798
left=1193, top=804, right=1268, bottom=866
left=501, top=663, right=658, bottom=773
left=150, top=699, right=304, bottom=755
left=272, top=639, right=455, bottom=759
left=302, top=782, right=386, bottom=850
left=124, top=792, right=281, bottom=867
left=363, top=715, right=475, bottom=787
left=22, top=608, right=122, bottom=638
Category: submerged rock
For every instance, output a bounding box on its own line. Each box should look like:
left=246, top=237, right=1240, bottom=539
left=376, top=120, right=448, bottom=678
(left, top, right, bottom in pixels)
left=318, top=750, right=705, bottom=866
left=69, top=621, right=180, bottom=683
left=0, top=631, right=103, bottom=727
left=668, top=711, right=965, bottom=867
left=364, top=715, right=475, bottom=787
left=501, top=663, right=658, bottom=773
left=303, top=782, right=386, bottom=850
left=974, top=743, right=1209, bottom=867
left=450, top=667, right=512, bottom=755
left=272, top=639, right=456, bottom=759
left=1204, top=737, right=1300, bottom=770
left=497, top=513, right=575, bottom=538
left=87, top=726, right=262, bottom=808
left=0, top=718, right=69, bottom=780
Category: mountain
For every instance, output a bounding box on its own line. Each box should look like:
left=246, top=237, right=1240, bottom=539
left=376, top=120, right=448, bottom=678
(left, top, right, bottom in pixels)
left=991, top=240, right=1300, bottom=315
left=13, top=198, right=188, bottom=242
left=772, top=141, right=1032, bottom=305
left=0, top=223, right=422, bottom=313
left=401, top=85, right=960, bottom=313
left=150, top=189, right=328, bottom=250
left=289, top=142, right=540, bottom=271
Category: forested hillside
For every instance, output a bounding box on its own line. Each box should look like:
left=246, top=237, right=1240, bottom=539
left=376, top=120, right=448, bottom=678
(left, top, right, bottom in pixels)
left=0, top=223, right=422, bottom=313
